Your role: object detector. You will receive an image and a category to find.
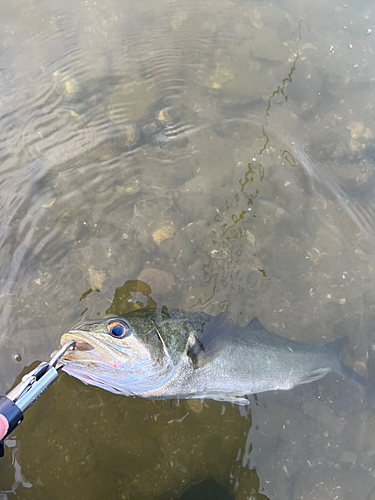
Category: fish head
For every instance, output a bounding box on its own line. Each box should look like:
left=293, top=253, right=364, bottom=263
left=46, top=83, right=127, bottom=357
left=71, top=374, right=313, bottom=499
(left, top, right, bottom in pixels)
left=59, top=313, right=175, bottom=395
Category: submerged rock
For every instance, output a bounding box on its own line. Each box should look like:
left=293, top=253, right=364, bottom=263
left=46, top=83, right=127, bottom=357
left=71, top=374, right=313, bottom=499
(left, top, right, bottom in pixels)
left=138, top=268, right=174, bottom=294
left=345, top=411, right=375, bottom=454
left=302, top=397, right=345, bottom=436
left=250, top=27, right=286, bottom=62
left=152, top=221, right=175, bottom=245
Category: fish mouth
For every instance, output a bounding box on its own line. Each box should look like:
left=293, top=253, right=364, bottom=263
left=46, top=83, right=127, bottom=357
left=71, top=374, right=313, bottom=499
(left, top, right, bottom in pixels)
left=59, top=331, right=119, bottom=368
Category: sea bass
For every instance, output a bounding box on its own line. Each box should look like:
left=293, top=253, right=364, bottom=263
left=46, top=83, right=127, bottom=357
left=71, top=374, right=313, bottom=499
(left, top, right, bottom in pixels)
left=58, top=307, right=368, bottom=405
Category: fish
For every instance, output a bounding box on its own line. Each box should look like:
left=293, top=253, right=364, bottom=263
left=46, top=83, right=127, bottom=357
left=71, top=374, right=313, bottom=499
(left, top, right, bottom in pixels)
left=58, top=307, right=369, bottom=405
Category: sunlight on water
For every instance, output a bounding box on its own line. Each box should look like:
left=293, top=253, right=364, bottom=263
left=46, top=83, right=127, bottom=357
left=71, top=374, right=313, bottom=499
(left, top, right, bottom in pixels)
left=0, top=0, right=375, bottom=498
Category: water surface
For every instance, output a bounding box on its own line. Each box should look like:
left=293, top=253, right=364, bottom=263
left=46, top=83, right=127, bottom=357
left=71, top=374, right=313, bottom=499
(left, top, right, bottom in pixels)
left=0, top=0, right=375, bottom=498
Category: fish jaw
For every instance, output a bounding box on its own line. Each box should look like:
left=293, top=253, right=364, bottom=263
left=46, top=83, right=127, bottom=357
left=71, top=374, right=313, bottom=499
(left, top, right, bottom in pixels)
left=60, top=331, right=128, bottom=371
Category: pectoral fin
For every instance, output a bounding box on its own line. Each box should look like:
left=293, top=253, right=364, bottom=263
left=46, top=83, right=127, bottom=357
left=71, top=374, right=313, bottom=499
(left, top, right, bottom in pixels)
left=187, top=312, right=233, bottom=369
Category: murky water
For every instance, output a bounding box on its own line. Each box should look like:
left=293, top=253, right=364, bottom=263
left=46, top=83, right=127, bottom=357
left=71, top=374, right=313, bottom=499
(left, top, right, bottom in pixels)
left=0, top=0, right=375, bottom=498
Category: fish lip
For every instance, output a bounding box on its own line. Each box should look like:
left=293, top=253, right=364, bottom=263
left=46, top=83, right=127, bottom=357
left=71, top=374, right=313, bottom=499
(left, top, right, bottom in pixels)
left=60, top=330, right=120, bottom=366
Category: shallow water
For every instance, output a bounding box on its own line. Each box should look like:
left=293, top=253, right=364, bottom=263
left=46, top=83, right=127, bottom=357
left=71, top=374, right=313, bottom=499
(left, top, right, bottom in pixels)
left=1, top=0, right=375, bottom=498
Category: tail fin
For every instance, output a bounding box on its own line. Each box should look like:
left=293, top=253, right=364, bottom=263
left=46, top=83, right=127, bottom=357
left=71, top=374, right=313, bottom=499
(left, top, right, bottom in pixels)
left=324, top=337, right=370, bottom=389
left=339, top=362, right=371, bottom=389
left=324, top=337, right=350, bottom=353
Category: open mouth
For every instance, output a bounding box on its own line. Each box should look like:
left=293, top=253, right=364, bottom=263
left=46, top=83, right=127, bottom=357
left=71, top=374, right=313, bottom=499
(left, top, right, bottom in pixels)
left=62, top=335, right=94, bottom=351
left=60, top=331, right=112, bottom=365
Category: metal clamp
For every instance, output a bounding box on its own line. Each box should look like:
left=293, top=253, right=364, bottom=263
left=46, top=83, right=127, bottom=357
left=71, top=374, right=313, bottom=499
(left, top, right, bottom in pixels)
left=7, top=340, right=76, bottom=412
left=0, top=340, right=76, bottom=457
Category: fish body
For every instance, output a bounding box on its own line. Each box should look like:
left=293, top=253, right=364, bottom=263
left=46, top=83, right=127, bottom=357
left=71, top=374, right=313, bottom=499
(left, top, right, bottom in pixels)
left=59, top=307, right=367, bottom=405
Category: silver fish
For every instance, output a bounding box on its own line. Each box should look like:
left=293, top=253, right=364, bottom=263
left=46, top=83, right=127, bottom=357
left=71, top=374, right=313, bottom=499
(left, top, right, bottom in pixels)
left=58, top=307, right=368, bottom=405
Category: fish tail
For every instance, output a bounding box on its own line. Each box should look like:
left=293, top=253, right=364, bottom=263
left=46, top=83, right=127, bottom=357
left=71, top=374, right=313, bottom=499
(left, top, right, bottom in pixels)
left=324, top=337, right=350, bottom=353
left=324, top=337, right=370, bottom=389
left=339, top=362, right=371, bottom=389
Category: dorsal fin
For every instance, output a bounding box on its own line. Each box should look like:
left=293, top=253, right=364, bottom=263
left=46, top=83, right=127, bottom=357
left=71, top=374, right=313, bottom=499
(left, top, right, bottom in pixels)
left=247, top=317, right=266, bottom=331
left=187, top=312, right=233, bottom=369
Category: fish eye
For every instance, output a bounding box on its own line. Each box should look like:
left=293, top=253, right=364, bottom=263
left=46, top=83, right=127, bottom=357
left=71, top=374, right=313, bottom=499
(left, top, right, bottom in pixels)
left=107, top=321, right=129, bottom=338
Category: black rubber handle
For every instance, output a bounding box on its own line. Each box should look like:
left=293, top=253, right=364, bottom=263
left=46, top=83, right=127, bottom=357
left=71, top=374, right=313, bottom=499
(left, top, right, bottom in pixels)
left=0, top=395, right=24, bottom=457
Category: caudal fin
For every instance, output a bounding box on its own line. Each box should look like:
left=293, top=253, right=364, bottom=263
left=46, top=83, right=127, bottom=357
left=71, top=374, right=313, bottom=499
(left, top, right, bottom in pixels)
left=324, top=337, right=350, bottom=353
left=324, top=337, right=370, bottom=389
left=339, top=362, right=371, bottom=389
